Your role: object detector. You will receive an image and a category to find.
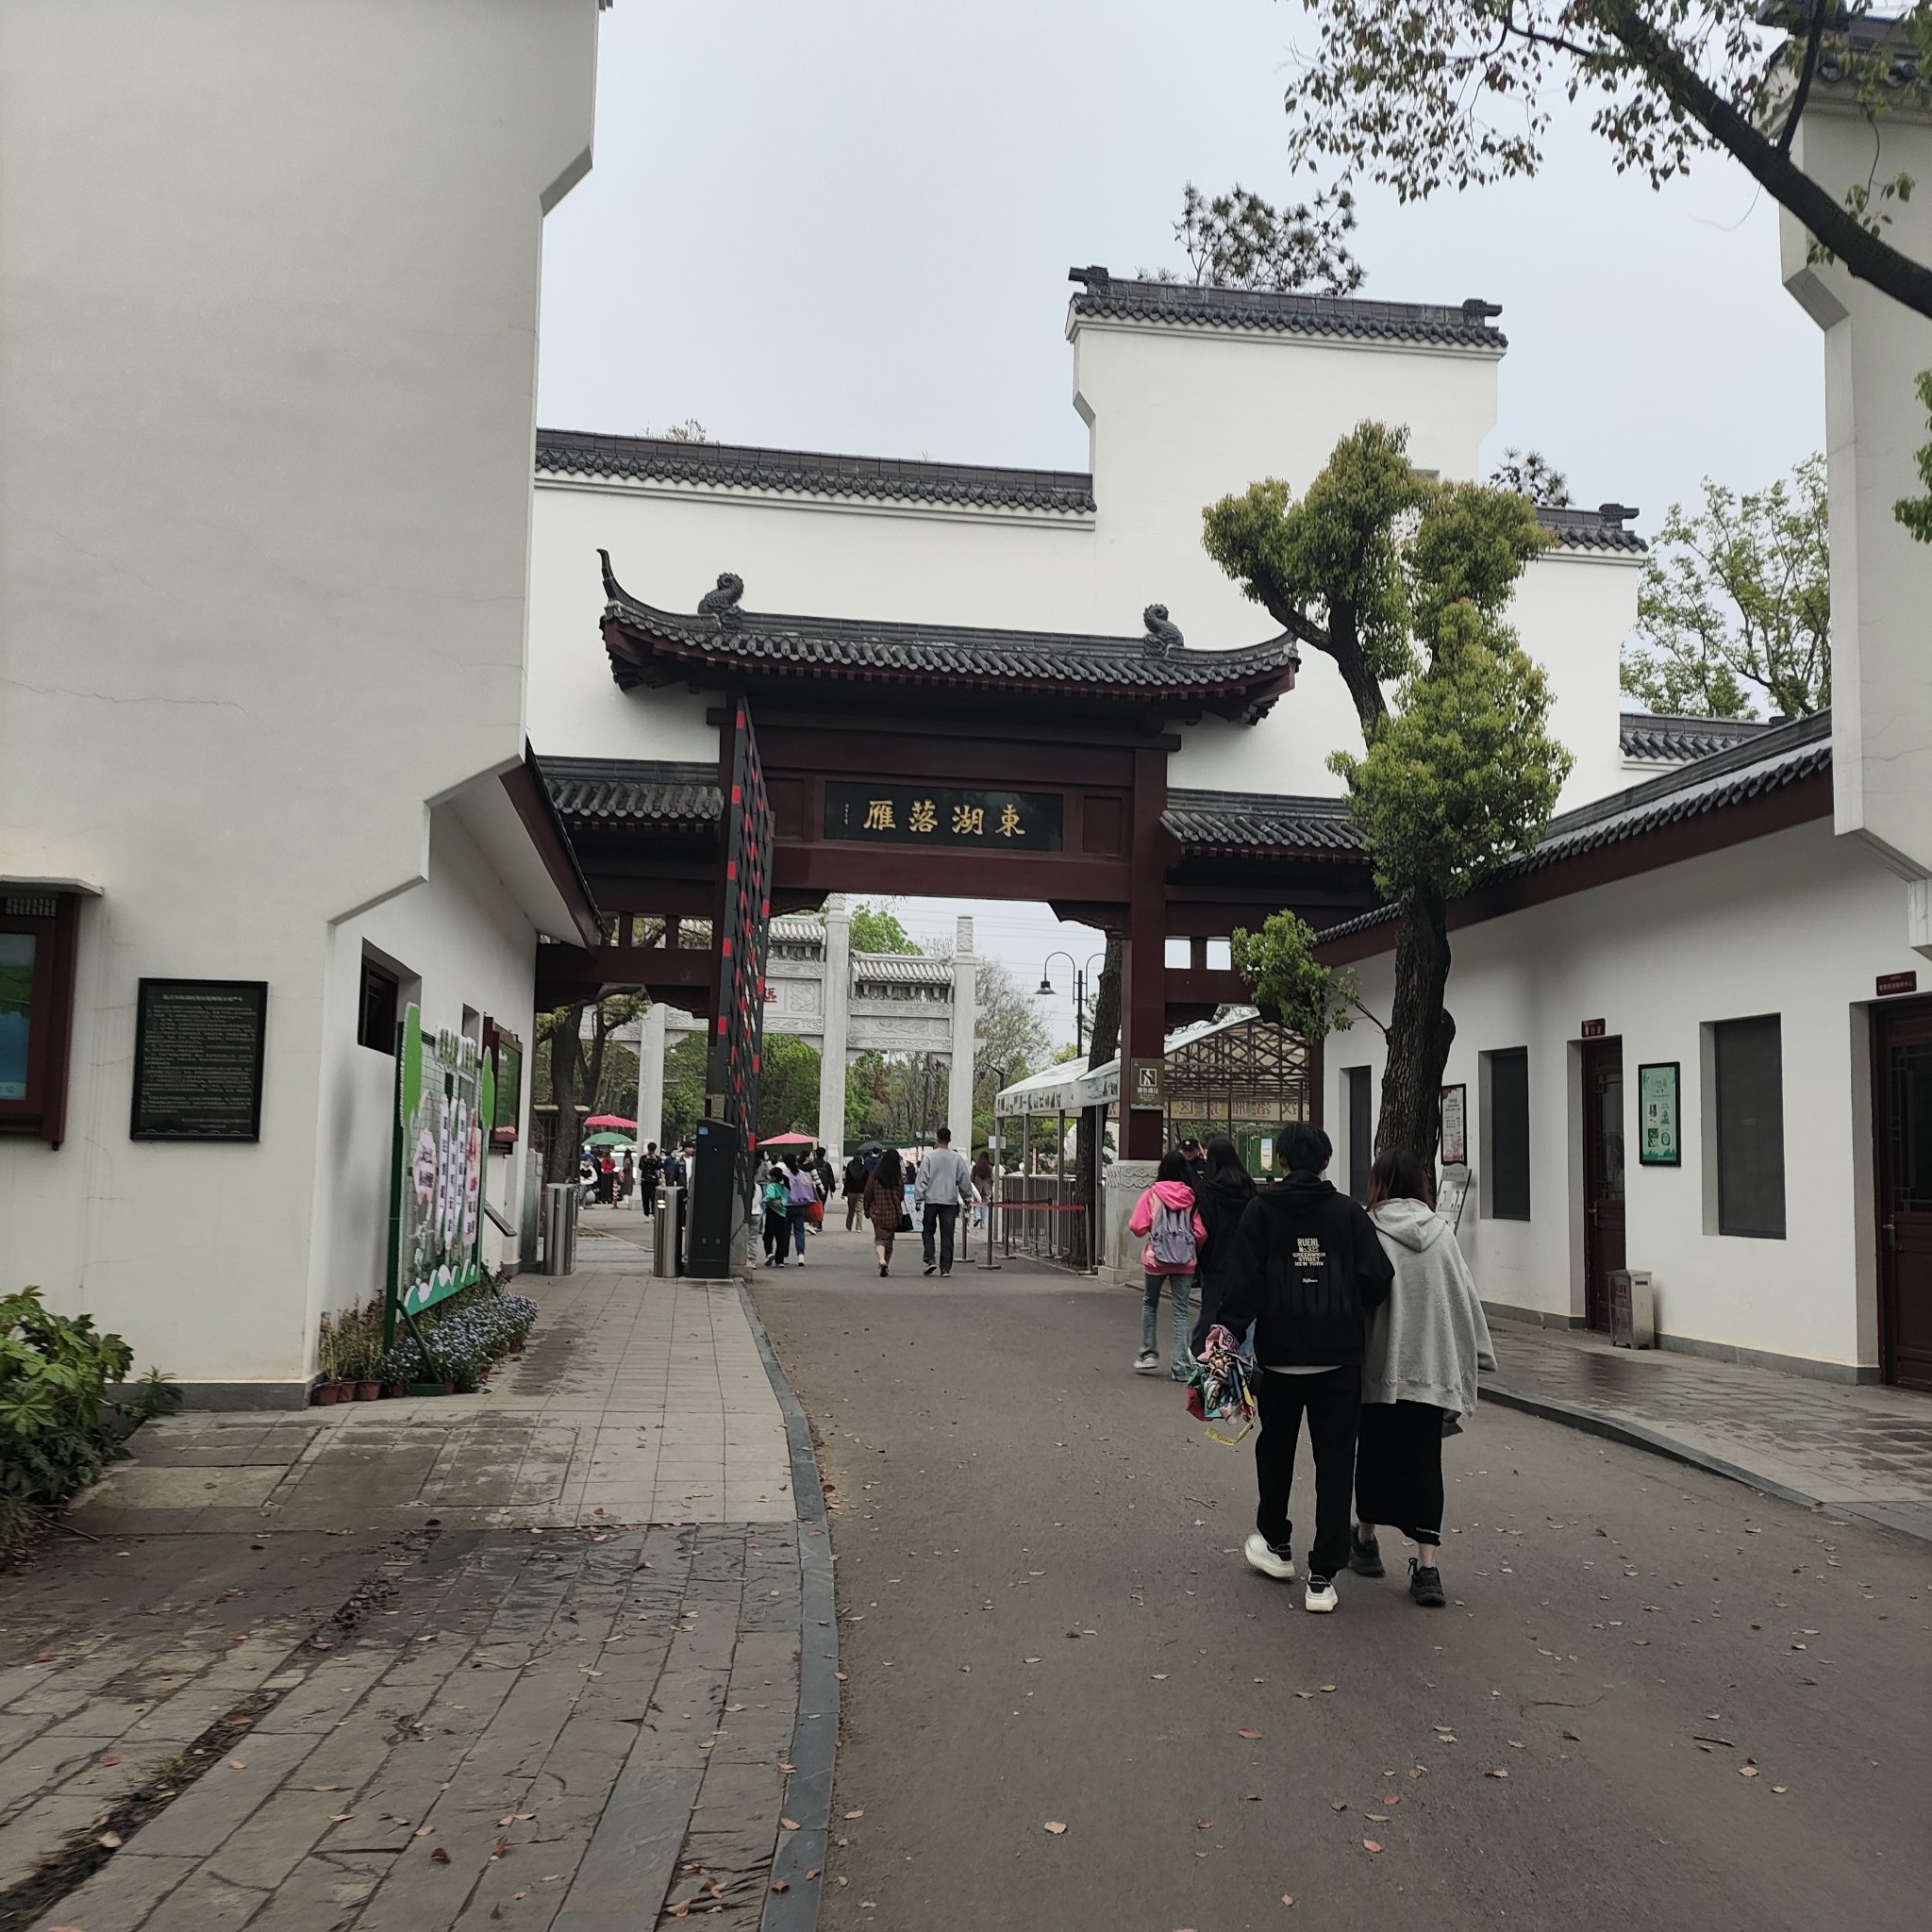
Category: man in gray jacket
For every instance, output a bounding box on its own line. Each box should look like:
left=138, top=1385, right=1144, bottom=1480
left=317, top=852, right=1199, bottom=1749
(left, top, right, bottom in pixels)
left=914, top=1125, right=973, bottom=1277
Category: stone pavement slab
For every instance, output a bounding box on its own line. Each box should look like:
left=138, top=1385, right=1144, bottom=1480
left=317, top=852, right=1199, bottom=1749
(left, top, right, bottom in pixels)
left=1485, top=1320, right=1932, bottom=1543
left=2, top=1242, right=837, bottom=1932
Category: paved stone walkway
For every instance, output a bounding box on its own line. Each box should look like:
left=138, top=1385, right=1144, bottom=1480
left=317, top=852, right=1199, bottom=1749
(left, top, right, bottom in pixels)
left=1486, top=1322, right=1932, bottom=1544
left=0, top=1237, right=830, bottom=1932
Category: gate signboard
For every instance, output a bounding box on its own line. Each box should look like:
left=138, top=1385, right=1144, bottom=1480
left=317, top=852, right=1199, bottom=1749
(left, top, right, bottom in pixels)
left=386, top=1004, right=493, bottom=1336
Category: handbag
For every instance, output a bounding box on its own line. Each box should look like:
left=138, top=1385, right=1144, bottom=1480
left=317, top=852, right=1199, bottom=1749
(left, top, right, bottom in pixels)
left=807, top=1199, right=824, bottom=1227
left=896, top=1209, right=914, bottom=1233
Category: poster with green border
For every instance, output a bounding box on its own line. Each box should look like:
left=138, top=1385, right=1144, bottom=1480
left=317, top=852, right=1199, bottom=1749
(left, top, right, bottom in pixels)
left=1638, top=1060, right=1680, bottom=1167
left=387, top=1005, right=495, bottom=1330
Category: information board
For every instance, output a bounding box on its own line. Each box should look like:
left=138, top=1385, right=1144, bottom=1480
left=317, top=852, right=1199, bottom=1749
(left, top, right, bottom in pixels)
left=388, top=1006, right=493, bottom=1323
left=130, top=978, right=268, bottom=1141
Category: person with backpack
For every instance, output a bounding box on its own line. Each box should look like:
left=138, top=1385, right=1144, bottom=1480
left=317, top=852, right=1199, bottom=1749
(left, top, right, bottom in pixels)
left=1351, top=1147, right=1496, bottom=1608
left=759, top=1160, right=791, bottom=1266
left=841, top=1150, right=870, bottom=1230
left=1214, top=1120, right=1394, bottom=1614
left=1127, top=1151, right=1208, bottom=1380
left=783, top=1156, right=818, bottom=1263
left=1191, top=1138, right=1256, bottom=1349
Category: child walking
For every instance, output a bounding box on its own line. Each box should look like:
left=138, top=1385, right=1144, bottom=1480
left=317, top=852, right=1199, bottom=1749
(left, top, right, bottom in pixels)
left=1350, top=1148, right=1496, bottom=1607
left=1128, top=1151, right=1207, bottom=1380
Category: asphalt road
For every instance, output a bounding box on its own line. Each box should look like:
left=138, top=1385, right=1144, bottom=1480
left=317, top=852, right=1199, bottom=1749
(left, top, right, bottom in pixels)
left=754, top=1232, right=1932, bottom=1932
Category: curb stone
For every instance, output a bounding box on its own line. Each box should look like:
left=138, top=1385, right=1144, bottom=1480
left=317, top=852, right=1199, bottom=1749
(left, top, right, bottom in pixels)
left=735, top=1282, right=839, bottom=1932
left=1482, top=1382, right=1932, bottom=1550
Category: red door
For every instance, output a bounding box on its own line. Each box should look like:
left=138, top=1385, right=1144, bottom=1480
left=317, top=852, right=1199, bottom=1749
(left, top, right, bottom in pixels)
left=1874, top=1000, right=1932, bottom=1392
left=1583, top=1041, right=1625, bottom=1334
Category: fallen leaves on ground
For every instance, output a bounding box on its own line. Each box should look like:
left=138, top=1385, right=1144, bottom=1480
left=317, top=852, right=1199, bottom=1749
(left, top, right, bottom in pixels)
left=1043, top=1821, right=1068, bottom=1835
left=1363, top=1839, right=1383, bottom=1854
left=1238, top=1727, right=1262, bottom=1740
left=1485, top=1768, right=1509, bottom=1779
left=843, top=1808, right=864, bottom=1820
left=430, top=1847, right=453, bottom=1864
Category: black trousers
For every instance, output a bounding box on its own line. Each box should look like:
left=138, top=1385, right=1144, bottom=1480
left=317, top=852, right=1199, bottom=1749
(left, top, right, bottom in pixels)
left=1252, top=1364, right=1361, bottom=1582
left=922, top=1203, right=958, bottom=1272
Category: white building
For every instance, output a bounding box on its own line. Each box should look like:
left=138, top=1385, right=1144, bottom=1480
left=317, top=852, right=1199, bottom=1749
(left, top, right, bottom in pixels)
left=0, top=3, right=605, bottom=1403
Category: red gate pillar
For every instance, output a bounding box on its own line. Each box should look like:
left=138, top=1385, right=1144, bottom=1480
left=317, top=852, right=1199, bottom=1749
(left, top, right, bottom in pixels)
left=1122, top=745, right=1170, bottom=1161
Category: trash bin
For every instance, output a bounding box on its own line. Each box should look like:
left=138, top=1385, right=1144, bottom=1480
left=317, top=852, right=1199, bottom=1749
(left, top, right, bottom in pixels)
left=1609, top=1268, right=1655, bottom=1348
left=541, top=1182, right=577, bottom=1277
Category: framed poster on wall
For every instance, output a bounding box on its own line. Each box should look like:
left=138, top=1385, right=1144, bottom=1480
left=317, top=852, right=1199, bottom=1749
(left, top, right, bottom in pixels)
left=1638, top=1061, right=1681, bottom=1167
left=1439, top=1083, right=1468, bottom=1167
left=484, top=1019, right=522, bottom=1151
left=130, top=978, right=268, bottom=1141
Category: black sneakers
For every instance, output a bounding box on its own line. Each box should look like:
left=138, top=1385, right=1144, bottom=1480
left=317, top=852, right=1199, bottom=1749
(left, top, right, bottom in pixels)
left=1407, top=1558, right=1445, bottom=1607
left=1347, top=1529, right=1385, bottom=1578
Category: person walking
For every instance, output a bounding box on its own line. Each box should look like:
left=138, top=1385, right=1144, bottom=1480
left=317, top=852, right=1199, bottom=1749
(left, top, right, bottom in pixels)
left=1127, top=1151, right=1207, bottom=1380
left=863, top=1148, right=908, bottom=1276
left=809, top=1147, right=835, bottom=1236
left=784, top=1157, right=817, bottom=1264
left=1214, top=1120, right=1393, bottom=1614
left=638, top=1141, right=662, bottom=1216
left=760, top=1160, right=792, bottom=1266
left=1180, top=1136, right=1209, bottom=1191
left=1351, top=1148, right=1496, bottom=1608
left=1191, top=1137, right=1256, bottom=1347
left=915, top=1126, right=973, bottom=1277
left=842, top=1150, right=869, bottom=1230
left=970, top=1149, right=994, bottom=1230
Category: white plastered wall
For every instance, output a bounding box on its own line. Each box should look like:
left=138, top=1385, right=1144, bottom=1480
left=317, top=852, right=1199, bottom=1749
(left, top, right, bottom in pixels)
left=1328, top=819, right=1911, bottom=1376
left=0, top=1, right=600, bottom=1391
left=532, top=315, right=1639, bottom=807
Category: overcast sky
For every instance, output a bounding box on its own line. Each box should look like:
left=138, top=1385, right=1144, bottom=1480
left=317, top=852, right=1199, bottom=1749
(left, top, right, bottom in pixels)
left=536, top=0, right=1828, bottom=1052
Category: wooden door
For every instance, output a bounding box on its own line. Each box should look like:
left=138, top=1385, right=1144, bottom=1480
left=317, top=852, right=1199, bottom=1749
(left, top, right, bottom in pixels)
left=1582, top=1041, right=1625, bottom=1333
left=1874, top=1000, right=1932, bottom=1392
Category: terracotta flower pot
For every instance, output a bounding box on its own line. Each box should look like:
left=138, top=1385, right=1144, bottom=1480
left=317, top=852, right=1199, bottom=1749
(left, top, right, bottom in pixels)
left=313, top=1383, right=340, bottom=1406
left=358, top=1380, right=381, bottom=1401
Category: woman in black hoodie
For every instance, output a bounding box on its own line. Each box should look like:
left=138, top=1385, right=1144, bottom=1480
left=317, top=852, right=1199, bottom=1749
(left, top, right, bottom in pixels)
left=1191, top=1137, right=1256, bottom=1350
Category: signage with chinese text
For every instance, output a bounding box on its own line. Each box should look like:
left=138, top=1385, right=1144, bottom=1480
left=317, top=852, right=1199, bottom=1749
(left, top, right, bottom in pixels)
left=824, top=784, right=1062, bottom=850
left=1580, top=1018, right=1607, bottom=1039
left=1439, top=1084, right=1467, bottom=1166
left=130, top=979, right=268, bottom=1141
left=1128, top=1058, right=1166, bottom=1109
left=1637, top=1061, right=1680, bottom=1167
left=1876, top=971, right=1919, bottom=999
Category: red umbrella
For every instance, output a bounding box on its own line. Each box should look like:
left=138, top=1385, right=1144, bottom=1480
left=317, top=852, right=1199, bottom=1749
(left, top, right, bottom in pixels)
left=758, top=1130, right=818, bottom=1147
left=585, top=1113, right=636, bottom=1130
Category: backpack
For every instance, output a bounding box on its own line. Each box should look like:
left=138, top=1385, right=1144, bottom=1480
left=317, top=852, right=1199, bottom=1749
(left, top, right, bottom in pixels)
left=1149, top=1197, right=1198, bottom=1269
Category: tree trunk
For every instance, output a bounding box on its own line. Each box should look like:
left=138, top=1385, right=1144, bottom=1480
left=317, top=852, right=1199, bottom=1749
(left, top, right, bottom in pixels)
left=1071, top=938, right=1124, bottom=1270
left=1374, top=891, right=1455, bottom=1164
left=544, top=1002, right=589, bottom=1182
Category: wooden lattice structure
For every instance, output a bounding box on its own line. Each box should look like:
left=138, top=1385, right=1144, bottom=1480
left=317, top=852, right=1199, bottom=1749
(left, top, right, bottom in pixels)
left=1161, top=1012, right=1312, bottom=1147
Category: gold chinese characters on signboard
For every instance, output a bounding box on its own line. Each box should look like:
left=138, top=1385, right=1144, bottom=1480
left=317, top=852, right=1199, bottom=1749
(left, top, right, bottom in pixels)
left=825, top=783, right=1063, bottom=851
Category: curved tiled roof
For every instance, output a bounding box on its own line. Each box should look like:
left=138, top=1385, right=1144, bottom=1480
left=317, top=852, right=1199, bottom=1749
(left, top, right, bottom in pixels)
left=598, top=560, right=1298, bottom=721
left=541, top=757, right=721, bottom=828
left=1163, top=788, right=1362, bottom=858
left=1066, top=268, right=1506, bottom=349
left=852, top=954, right=955, bottom=986
left=537, top=427, right=1096, bottom=516
left=1316, top=711, right=1833, bottom=945
left=1538, top=505, right=1646, bottom=554
left=1620, top=711, right=1772, bottom=761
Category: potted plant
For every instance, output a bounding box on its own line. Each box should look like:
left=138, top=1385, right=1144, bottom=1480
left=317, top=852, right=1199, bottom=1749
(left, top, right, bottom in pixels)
left=313, top=1312, right=341, bottom=1404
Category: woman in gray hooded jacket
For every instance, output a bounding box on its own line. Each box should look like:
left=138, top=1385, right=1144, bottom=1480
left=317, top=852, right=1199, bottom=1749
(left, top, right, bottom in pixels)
left=1349, top=1148, right=1496, bottom=1607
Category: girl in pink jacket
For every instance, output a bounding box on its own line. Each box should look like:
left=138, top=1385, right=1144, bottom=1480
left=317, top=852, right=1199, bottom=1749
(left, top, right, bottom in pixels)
left=1129, top=1150, right=1208, bottom=1380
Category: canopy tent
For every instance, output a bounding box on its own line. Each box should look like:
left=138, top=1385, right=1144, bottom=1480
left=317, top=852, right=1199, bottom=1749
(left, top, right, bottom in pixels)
left=585, top=1113, right=636, bottom=1129
left=758, top=1130, right=818, bottom=1148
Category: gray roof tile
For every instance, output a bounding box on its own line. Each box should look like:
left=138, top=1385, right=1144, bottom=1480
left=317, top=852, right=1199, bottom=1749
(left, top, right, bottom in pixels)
left=1163, top=788, right=1362, bottom=856
left=1620, top=711, right=1773, bottom=760
left=1538, top=505, right=1646, bottom=553
left=1067, top=268, right=1506, bottom=348
left=599, top=561, right=1298, bottom=718
left=543, top=756, right=721, bottom=828
left=537, top=427, right=1095, bottom=515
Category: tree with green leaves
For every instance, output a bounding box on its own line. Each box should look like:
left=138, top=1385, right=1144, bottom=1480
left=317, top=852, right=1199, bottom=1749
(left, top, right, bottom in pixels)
left=1275, top=4, right=1932, bottom=323
left=1151, top=180, right=1364, bottom=295
left=1206, top=423, right=1573, bottom=1159
left=1622, top=456, right=1830, bottom=719
left=537, top=992, right=646, bottom=1181
left=1898, top=372, right=1932, bottom=541
left=848, top=899, right=923, bottom=956
left=757, top=1033, right=823, bottom=1140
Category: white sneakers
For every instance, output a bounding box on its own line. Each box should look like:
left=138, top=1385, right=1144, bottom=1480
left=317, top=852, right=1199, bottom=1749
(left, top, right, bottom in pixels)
left=1242, top=1532, right=1297, bottom=1582
left=1303, top=1576, right=1339, bottom=1614
left=1133, top=1349, right=1159, bottom=1374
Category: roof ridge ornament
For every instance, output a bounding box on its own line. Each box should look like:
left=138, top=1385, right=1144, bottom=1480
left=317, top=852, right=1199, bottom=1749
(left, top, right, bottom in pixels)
left=1142, top=604, right=1184, bottom=656
left=697, top=572, right=744, bottom=626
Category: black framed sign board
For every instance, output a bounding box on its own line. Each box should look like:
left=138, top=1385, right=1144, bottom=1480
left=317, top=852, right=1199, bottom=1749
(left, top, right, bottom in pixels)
left=130, top=978, right=268, bottom=1141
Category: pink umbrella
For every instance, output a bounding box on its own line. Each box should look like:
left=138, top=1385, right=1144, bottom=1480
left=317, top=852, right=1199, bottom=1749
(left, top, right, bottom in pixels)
left=585, top=1113, right=636, bottom=1130
left=758, top=1130, right=817, bottom=1147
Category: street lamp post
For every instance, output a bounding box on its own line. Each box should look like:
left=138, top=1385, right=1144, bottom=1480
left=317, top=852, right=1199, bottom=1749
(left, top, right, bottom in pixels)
left=1035, top=950, right=1108, bottom=1060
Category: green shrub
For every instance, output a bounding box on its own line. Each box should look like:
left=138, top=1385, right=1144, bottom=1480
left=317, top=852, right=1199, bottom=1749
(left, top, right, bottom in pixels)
left=0, top=1288, right=178, bottom=1557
